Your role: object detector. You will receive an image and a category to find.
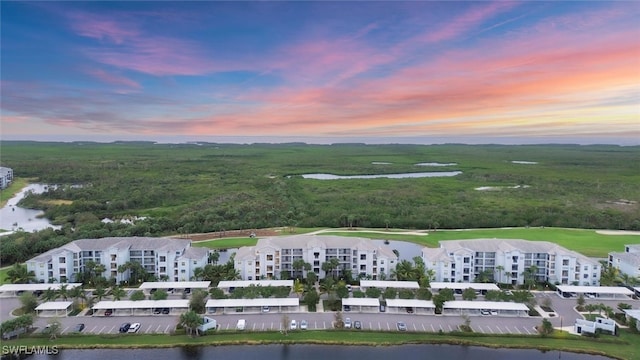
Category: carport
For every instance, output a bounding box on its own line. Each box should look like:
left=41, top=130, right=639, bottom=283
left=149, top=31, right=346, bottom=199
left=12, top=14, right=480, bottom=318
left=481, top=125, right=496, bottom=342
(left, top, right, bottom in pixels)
left=0, top=283, right=82, bottom=297
left=139, top=281, right=211, bottom=294
left=342, top=298, right=380, bottom=313
left=205, top=298, right=299, bottom=314
left=35, top=301, right=73, bottom=317
left=443, top=300, right=529, bottom=317
left=92, top=299, right=189, bottom=316
left=555, top=285, right=634, bottom=299
left=359, top=280, right=419, bottom=290
left=386, top=299, right=435, bottom=314
left=217, top=280, right=293, bottom=293
left=430, top=282, right=500, bottom=294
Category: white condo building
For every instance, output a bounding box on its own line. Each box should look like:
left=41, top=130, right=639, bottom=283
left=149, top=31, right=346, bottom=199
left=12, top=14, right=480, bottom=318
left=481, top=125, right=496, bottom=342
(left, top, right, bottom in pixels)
left=26, top=237, right=210, bottom=284
left=609, top=244, right=640, bottom=279
left=0, top=167, right=14, bottom=189
left=422, top=239, right=601, bottom=286
left=234, top=235, right=398, bottom=280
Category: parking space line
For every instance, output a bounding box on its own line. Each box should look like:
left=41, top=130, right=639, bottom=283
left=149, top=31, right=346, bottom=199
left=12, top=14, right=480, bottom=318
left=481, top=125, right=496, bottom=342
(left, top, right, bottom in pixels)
left=503, top=326, right=510, bottom=333
left=145, top=324, right=153, bottom=333
left=378, top=322, right=381, bottom=330
left=430, top=324, right=435, bottom=332
left=225, top=323, right=230, bottom=330
left=486, top=325, right=493, bottom=334
left=165, top=325, right=171, bottom=333
left=62, top=326, right=69, bottom=334
left=90, top=326, right=98, bottom=333
left=524, top=327, right=532, bottom=335
left=155, top=324, right=163, bottom=333
left=387, top=322, right=390, bottom=330
left=513, top=326, right=521, bottom=334
left=109, top=325, right=115, bottom=334
left=422, top=324, right=426, bottom=331
left=323, top=321, right=327, bottom=329
left=496, top=325, right=503, bottom=334
left=439, top=324, right=444, bottom=332
left=99, top=326, right=107, bottom=334
left=448, top=325, right=453, bottom=332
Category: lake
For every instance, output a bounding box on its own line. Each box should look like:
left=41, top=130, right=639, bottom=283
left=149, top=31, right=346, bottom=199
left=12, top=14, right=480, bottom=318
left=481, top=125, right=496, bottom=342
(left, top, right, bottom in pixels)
left=0, top=184, right=59, bottom=233
left=26, top=344, right=612, bottom=360
left=299, top=171, right=461, bottom=180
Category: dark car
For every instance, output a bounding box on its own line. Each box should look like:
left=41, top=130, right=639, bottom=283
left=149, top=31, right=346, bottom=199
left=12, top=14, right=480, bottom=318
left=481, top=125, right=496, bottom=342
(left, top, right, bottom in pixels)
left=162, top=308, right=170, bottom=315
left=104, top=309, right=113, bottom=316
left=119, top=323, right=131, bottom=333
left=73, top=323, right=85, bottom=333
left=406, top=307, right=414, bottom=314
left=354, top=321, right=362, bottom=330
left=343, top=305, right=351, bottom=312
left=153, top=308, right=162, bottom=315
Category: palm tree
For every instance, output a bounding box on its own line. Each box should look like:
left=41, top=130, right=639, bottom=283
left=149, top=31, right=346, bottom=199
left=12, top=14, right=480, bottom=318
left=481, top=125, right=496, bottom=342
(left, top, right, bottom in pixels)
left=57, top=284, right=69, bottom=301
left=179, top=310, right=203, bottom=337
left=293, top=279, right=304, bottom=299
left=68, top=286, right=85, bottom=309
left=93, top=285, right=107, bottom=302
left=42, top=288, right=59, bottom=302
left=6, top=263, right=36, bottom=284
left=109, top=286, right=126, bottom=301
left=495, top=265, right=505, bottom=284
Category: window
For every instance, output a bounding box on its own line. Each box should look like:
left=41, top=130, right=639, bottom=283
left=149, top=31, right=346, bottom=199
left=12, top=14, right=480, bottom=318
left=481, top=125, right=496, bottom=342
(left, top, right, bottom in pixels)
left=58, top=257, right=66, bottom=263
left=159, top=256, right=166, bottom=262
left=181, top=262, right=185, bottom=266
left=360, top=254, right=366, bottom=260
left=181, top=269, right=186, bottom=273
left=584, top=274, right=588, bottom=279
left=193, top=260, right=197, bottom=265
left=463, top=258, right=470, bottom=264
left=267, top=255, right=273, bottom=261
left=562, top=259, right=569, bottom=266
left=111, top=255, right=117, bottom=261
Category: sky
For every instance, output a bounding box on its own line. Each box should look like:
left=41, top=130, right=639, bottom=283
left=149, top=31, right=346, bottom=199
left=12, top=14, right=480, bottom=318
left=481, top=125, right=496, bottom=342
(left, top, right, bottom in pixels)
left=1, top=1, right=639, bottom=145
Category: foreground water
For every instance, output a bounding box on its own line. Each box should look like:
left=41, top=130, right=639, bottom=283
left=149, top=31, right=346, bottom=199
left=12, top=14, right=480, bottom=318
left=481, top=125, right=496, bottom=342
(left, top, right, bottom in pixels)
left=27, top=344, right=611, bottom=360
left=0, top=184, right=59, bottom=233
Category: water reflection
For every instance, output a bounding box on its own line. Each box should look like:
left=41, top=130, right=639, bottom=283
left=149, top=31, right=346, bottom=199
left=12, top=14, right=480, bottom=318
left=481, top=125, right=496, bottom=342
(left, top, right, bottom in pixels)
left=0, top=184, right=59, bottom=233
left=298, top=172, right=461, bottom=180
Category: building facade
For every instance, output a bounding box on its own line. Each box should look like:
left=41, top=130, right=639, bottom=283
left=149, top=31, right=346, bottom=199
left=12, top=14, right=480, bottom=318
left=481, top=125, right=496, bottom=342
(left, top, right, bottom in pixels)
left=234, top=235, right=398, bottom=280
left=0, top=167, right=14, bottom=189
left=26, top=237, right=210, bottom=284
left=608, top=244, right=640, bottom=279
left=422, top=239, right=601, bottom=286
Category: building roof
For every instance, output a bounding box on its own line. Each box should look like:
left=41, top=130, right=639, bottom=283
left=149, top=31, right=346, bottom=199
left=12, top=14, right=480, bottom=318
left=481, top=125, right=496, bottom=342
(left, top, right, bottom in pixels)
left=28, top=237, right=193, bottom=263
left=342, top=298, right=380, bottom=307
left=0, top=283, right=82, bottom=292
left=609, top=251, right=640, bottom=267
left=139, top=281, right=211, bottom=289
left=359, top=280, right=420, bottom=289
left=35, top=301, right=73, bottom=311
left=430, top=282, right=500, bottom=291
left=205, top=298, right=299, bottom=308
left=180, top=246, right=210, bottom=260
left=421, top=247, right=451, bottom=263
left=556, top=285, right=634, bottom=295
left=217, top=280, right=293, bottom=288
left=623, top=309, right=640, bottom=321
left=386, top=299, right=435, bottom=308
left=92, top=300, right=189, bottom=310
left=443, top=300, right=529, bottom=311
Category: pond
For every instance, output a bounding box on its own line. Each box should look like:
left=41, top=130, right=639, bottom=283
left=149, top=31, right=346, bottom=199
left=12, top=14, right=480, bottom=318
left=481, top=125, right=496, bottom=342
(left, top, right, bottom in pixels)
left=26, top=344, right=613, bottom=360
left=0, top=184, right=59, bottom=233
left=298, top=171, right=461, bottom=180
left=415, top=162, right=458, bottom=166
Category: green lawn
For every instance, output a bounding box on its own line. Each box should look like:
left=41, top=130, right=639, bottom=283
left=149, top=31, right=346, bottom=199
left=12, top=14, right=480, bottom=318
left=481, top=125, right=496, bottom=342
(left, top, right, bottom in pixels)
left=0, top=266, right=11, bottom=285
left=4, top=329, right=638, bottom=359
left=192, top=237, right=258, bottom=249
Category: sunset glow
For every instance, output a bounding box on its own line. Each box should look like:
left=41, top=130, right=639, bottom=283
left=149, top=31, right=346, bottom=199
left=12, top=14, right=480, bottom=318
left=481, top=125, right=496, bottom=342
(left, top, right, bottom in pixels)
left=1, top=1, right=638, bottom=144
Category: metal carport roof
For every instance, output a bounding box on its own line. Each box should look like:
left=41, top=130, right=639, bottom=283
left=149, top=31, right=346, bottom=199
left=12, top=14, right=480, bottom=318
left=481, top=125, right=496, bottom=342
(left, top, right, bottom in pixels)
left=556, top=285, right=634, bottom=295
left=0, top=283, right=82, bottom=292
left=430, top=282, right=500, bottom=291
left=92, top=300, right=189, bottom=310
left=386, top=299, right=435, bottom=308
left=359, top=280, right=419, bottom=289
left=35, top=301, right=73, bottom=311
left=205, top=298, right=299, bottom=308
left=139, top=281, right=211, bottom=289
left=217, top=280, right=293, bottom=288
left=443, top=301, right=528, bottom=311
left=342, top=298, right=380, bottom=307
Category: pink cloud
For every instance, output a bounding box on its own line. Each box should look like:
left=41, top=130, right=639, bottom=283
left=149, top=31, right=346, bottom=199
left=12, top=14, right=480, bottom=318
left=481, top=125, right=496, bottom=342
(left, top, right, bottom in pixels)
left=86, top=68, right=141, bottom=89
left=67, top=12, right=139, bottom=44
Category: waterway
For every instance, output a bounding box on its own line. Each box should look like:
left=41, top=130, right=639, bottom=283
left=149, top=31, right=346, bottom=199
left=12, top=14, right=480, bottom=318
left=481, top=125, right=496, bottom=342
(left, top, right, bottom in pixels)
left=0, top=184, right=59, bottom=233
left=25, top=344, right=612, bottom=360
left=299, top=172, right=461, bottom=180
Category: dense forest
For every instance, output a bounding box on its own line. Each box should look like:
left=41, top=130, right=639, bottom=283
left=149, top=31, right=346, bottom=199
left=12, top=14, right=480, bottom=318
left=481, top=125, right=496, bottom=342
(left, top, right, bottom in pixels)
left=1, top=141, right=639, bottom=264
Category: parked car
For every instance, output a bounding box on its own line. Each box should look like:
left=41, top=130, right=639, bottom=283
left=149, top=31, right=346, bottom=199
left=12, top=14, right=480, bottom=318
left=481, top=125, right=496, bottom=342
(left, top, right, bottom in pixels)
left=480, top=309, right=491, bottom=316
left=343, top=305, right=351, bottom=312
left=236, top=319, right=246, bottom=330
left=406, top=307, right=414, bottom=314
left=162, top=308, right=170, bottom=315
left=262, top=306, right=270, bottom=313
left=119, top=323, right=131, bottom=333
left=73, top=323, right=85, bottom=333
left=184, top=288, right=191, bottom=294
left=300, top=320, right=308, bottom=330
left=354, top=321, right=362, bottom=330
left=344, top=317, right=352, bottom=329
left=346, top=284, right=352, bottom=292
left=128, top=323, right=141, bottom=333
left=290, top=319, right=297, bottom=330
left=379, top=304, right=386, bottom=312
left=153, top=308, right=162, bottom=315
left=490, top=310, right=498, bottom=316
left=396, top=322, right=407, bottom=331
left=104, top=309, right=113, bottom=316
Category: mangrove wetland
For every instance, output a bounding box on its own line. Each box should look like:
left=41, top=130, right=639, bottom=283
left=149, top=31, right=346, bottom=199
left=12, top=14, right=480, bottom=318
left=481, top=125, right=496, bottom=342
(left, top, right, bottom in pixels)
left=0, top=141, right=639, bottom=265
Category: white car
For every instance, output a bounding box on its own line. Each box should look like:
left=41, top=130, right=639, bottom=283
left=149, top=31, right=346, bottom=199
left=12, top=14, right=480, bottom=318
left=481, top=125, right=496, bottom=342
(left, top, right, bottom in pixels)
left=290, top=319, right=297, bottom=330
left=300, top=320, right=308, bottom=330
left=128, top=322, right=141, bottom=333
left=344, top=317, right=352, bottom=329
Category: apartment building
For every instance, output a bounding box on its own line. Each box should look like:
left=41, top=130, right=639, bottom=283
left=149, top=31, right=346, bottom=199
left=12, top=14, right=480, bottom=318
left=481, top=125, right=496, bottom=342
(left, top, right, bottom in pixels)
left=422, top=239, right=601, bottom=286
left=608, top=244, right=640, bottom=279
left=0, top=167, right=14, bottom=189
left=234, top=235, right=398, bottom=280
left=26, top=237, right=209, bottom=284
